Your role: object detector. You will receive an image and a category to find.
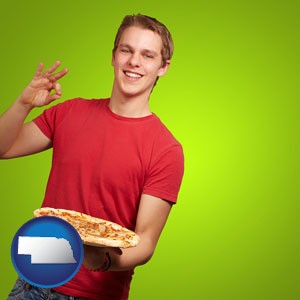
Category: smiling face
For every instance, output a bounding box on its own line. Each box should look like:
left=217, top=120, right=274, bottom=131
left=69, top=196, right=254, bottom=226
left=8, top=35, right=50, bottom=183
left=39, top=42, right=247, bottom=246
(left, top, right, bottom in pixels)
left=111, top=26, right=170, bottom=100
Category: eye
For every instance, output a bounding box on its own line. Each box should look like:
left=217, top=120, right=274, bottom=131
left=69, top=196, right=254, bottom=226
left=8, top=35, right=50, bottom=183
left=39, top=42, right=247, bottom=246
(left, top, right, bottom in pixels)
left=120, top=48, right=130, bottom=53
left=144, top=53, right=154, bottom=59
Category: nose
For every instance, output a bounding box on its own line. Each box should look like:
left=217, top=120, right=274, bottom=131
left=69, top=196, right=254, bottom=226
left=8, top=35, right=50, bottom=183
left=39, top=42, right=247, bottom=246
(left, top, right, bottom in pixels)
left=128, top=52, right=141, bottom=67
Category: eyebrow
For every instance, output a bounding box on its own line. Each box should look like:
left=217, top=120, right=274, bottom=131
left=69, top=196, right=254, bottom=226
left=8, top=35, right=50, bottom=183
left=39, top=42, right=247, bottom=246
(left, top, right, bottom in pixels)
left=119, top=43, right=159, bottom=56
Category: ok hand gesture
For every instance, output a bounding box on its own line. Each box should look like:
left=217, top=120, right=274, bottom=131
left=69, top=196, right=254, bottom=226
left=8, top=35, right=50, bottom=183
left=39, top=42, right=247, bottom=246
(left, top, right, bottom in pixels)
left=18, top=61, right=68, bottom=108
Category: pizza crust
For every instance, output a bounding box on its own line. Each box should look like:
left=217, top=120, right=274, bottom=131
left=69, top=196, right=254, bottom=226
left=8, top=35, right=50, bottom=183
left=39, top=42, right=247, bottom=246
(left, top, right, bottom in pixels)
left=33, top=207, right=140, bottom=248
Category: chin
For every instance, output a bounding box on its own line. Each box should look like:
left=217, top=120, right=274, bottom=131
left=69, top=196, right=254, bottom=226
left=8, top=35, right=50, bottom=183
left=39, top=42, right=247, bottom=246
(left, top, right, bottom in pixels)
left=120, top=86, right=148, bottom=98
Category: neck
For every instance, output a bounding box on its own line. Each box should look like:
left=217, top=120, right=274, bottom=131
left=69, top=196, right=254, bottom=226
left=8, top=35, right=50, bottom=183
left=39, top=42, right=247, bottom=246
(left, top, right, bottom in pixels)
left=109, top=86, right=152, bottom=118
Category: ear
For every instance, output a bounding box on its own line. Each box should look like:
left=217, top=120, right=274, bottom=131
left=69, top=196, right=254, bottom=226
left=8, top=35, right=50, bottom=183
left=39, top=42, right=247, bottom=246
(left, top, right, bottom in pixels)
left=157, top=60, right=170, bottom=77
left=111, top=50, right=116, bottom=67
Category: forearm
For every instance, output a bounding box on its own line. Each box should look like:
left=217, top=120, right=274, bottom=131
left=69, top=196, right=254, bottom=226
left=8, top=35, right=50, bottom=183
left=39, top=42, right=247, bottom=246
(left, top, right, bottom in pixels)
left=108, top=196, right=172, bottom=271
left=84, top=196, right=172, bottom=272
left=0, top=98, right=32, bottom=156
left=109, top=236, right=155, bottom=271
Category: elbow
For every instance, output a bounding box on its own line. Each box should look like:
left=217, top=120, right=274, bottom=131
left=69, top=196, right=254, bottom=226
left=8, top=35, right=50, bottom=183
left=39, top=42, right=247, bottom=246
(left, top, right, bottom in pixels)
left=0, top=152, right=8, bottom=159
left=0, top=150, right=12, bottom=159
left=0, top=145, right=13, bottom=159
left=139, top=250, right=154, bottom=266
left=135, top=239, right=156, bottom=267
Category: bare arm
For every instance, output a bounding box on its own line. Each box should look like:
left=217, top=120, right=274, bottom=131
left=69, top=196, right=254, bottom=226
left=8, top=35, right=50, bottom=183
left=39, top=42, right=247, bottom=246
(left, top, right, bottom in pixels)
left=0, top=61, right=68, bottom=158
left=83, top=194, right=173, bottom=271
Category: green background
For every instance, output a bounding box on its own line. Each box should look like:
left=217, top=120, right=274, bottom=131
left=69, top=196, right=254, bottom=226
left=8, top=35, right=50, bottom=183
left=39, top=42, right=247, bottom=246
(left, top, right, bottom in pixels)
left=1, top=0, right=299, bottom=299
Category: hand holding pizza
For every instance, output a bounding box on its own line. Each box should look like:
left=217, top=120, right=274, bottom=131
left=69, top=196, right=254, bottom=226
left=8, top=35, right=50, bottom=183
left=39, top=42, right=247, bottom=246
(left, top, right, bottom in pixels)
left=83, top=245, right=122, bottom=271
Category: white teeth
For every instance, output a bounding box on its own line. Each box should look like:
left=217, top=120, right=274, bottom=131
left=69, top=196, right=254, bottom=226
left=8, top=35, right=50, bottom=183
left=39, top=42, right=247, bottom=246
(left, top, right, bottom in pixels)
left=125, top=71, right=142, bottom=78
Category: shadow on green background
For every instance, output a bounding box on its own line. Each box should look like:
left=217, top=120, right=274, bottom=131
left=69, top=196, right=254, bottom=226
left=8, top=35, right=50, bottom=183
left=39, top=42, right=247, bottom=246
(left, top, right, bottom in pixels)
left=1, top=0, right=299, bottom=299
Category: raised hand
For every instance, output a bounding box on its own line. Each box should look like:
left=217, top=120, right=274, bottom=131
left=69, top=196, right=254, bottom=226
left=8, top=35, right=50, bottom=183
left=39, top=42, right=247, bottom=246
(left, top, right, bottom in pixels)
left=18, top=61, right=68, bottom=107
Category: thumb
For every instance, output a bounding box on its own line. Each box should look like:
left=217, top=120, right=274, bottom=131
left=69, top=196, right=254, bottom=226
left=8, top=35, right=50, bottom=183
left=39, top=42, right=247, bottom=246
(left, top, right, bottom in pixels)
left=110, top=247, right=123, bottom=255
left=53, top=82, right=62, bottom=96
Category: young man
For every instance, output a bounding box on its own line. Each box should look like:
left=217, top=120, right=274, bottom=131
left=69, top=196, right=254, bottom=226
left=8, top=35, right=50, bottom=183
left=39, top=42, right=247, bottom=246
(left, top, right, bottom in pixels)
left=2, top=14, right=184, bottom=299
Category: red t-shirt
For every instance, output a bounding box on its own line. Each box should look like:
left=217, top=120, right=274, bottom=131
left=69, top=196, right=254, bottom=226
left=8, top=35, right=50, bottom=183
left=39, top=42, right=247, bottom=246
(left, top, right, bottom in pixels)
left=33, top=98, right=184, bottom=299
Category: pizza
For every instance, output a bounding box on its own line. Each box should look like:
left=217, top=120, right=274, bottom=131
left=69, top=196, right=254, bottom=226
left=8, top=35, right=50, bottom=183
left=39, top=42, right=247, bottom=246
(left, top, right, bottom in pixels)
left=33, top=207, right=140, bottom=248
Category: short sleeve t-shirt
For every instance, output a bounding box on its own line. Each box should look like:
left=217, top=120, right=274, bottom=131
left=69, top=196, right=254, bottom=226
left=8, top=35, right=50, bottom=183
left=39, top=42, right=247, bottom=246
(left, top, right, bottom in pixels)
left=33, top=98, right=184, bottom=300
